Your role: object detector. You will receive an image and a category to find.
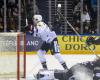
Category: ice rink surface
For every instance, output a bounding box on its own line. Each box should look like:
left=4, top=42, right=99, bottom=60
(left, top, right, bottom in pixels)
left=26, top=54, right=97, bottom=80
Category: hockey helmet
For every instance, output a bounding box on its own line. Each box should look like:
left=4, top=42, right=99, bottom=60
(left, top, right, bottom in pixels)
left=33, top=15, right=42, bottom=23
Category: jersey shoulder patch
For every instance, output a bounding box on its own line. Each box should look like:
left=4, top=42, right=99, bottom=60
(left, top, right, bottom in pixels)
left=37, top=22, right=45, bottom=27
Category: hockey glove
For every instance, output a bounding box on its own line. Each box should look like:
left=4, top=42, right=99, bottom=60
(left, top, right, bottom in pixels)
left=86, top=37, right=95, bottom=46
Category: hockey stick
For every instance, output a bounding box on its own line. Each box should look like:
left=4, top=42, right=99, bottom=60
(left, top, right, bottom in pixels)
left=56, top=4, right=100, bottom=58
left=23, top=0, right=28, bottom=26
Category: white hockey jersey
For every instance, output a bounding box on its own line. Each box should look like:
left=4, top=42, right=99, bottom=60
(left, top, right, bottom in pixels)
left=33, top=22, right=57, bottom=43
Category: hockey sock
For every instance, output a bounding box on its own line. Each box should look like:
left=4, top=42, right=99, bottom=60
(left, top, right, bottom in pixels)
left=37, top=50, right=47, bottom=69
left=54, top=53, right=68, bottom=70
left=42, top=62, right=48, bottom=69
left=37, top=49, right=46, bottom=62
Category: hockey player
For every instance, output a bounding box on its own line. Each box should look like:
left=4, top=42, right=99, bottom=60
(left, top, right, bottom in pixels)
left=86, top=37, right=100, bottom=45
left=86, top=36, right=100, bottom=80
left=33, top=14, right=68, bottom=70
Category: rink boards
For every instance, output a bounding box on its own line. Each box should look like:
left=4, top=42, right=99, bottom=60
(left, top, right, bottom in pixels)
left=26, top=35, right=100, bottom=55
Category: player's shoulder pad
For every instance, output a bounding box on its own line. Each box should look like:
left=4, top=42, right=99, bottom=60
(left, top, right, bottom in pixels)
left=37, top=22, right=45, bottom=27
